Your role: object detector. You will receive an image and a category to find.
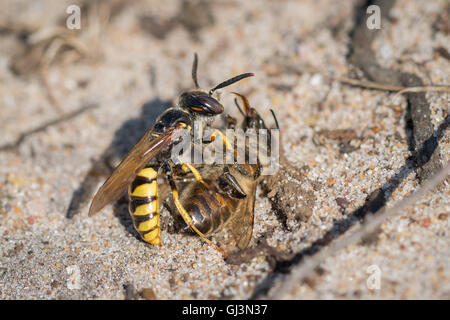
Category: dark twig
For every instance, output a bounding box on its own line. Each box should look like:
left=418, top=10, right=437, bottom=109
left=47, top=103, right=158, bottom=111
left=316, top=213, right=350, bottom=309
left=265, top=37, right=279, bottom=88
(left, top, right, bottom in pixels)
left=0, top=104, right=98, bottom=152
left=269, top=162, right=450, bottom=299
left=251, top=0, right=449, bottom=298
left=273, top=61, right=450, bottom=93
left=251, top=115, right=449, bottom=299
left=348, top=0, right=445, bottom=182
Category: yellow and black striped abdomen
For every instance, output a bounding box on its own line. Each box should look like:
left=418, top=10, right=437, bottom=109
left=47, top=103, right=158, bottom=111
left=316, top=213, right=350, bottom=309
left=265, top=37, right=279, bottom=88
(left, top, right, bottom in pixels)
left=128, top=167, right=161, bottom=245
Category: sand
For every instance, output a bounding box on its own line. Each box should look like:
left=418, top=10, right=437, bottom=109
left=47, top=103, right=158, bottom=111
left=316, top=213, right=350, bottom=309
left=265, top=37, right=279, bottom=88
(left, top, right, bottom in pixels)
left=0, top=0, right=448, bottom=299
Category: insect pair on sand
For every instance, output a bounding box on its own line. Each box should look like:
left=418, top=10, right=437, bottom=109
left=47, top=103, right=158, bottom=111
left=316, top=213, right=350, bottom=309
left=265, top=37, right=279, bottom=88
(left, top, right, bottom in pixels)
left=89, top=54, right=278, bottom=257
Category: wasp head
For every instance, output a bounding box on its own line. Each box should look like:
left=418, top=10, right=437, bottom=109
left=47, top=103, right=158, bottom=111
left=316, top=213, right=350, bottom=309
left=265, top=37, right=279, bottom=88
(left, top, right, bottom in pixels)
left=179, top=91, right=224, bottom=116
left=181, top=53, right=254, bottom=117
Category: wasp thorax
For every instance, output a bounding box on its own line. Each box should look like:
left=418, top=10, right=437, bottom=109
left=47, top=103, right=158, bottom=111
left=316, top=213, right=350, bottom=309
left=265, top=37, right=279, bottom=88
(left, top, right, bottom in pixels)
left=179, top=91, right=224, bottom=115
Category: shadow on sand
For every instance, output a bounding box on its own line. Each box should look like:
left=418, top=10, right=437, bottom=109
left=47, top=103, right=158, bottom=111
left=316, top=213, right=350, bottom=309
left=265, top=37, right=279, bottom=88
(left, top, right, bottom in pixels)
left=66, top=98, right=171, bottom=238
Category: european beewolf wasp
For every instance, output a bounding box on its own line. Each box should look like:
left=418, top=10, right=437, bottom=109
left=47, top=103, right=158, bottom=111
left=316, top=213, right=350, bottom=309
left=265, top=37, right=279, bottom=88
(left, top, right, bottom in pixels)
left=89, top=54, right=253, bottom=255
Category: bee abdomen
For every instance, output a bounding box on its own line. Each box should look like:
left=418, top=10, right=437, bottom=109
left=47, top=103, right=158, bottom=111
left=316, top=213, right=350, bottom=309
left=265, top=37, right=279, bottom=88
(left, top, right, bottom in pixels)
left=128, top=167, right=161, bottom=245
left=183, top=184, right=233, bottom=235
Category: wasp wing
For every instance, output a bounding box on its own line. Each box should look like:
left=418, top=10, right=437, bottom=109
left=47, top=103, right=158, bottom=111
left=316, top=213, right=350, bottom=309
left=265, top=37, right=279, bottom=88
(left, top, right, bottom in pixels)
left=88, top=126, right=184, bottom=217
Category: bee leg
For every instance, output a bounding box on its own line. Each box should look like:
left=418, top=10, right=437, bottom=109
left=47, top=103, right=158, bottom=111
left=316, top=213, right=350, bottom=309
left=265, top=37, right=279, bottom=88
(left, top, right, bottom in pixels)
left=165, top=164, right=227, bottom=257
left=225, top=114, right=237, bottom=129
left=217, top=169, right=247, bottom=199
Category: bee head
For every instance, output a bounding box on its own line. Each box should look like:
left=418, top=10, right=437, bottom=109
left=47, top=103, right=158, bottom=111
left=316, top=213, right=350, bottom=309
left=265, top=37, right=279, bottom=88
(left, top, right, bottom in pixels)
left=232, top=92, right=267, bottom=130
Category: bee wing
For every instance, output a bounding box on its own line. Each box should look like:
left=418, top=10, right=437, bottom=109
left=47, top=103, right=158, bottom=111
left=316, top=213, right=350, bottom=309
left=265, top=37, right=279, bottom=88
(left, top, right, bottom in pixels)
left=88, top=126, right=184, bottom=217
left=210, top=165, right=257, bottom=253
left=229, top=182, right=256, bottom=250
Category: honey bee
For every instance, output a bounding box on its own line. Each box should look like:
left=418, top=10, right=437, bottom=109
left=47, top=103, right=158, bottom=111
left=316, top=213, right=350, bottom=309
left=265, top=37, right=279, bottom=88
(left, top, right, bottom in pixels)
left=88, top=54, right=253, bottom=254
left=173, top=92, right=279, bottom=254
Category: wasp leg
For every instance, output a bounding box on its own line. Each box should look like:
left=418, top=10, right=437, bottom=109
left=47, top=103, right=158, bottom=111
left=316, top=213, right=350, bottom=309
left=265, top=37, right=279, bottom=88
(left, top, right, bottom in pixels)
left=178, top=159, right=229, bottom=209
left=165, top=164, right=227, bottom=257
left=205, top=129, right=240, bottom=164
left=180, top=162, right=207, bottom=186
left=128, top=165, right=162, bottom=245
left=209, top=129, right=234, bottom=152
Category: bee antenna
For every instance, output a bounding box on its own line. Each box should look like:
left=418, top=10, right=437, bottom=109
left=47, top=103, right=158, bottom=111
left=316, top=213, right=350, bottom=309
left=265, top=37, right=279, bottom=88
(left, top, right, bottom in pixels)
left=270, top=109, right=280, bottom=129
left=231, top=92, right=250, bottom=115
left=209, top=73, right=254, bottom=95
left=234, top=98, right=245, bottom=116
left=192, top=53, right=199, bottom=88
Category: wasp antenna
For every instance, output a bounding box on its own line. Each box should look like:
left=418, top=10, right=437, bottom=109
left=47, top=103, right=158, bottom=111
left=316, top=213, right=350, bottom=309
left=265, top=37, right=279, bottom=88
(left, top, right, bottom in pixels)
left=234, top=98, right=245, bottom=116
left=192, top=53, right=199, bottom=88
left=270, top=109, right=280, bottom=129
left=209, top=73, right=254, bottom=95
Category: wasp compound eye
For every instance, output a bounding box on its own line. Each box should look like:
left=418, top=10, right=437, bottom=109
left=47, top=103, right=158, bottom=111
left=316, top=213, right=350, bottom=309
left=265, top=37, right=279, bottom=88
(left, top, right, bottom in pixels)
left=195, top=95, right=224, bottom=114
left=181, top=93, right=224, bottom=115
